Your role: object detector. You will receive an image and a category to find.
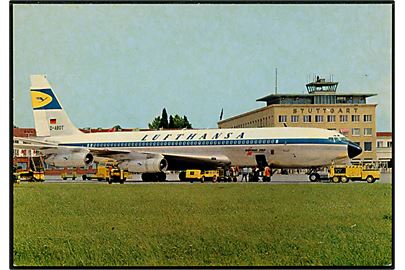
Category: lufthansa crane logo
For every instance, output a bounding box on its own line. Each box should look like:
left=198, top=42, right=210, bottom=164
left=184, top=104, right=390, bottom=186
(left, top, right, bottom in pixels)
left=30, top=89, right=62, bottom=110
left=31, top=91, right=53, bottom=109
left=36, top=96, right=48, bottom=102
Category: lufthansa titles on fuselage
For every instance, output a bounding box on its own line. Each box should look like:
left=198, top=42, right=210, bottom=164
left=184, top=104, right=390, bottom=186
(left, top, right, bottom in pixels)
left=140, top=132, right=245, bottom=141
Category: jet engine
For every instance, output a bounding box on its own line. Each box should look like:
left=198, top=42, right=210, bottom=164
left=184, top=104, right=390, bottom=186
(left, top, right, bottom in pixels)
left=119, top=158, right=168, bottom=173
left=45, top=151, right=94, bottom=167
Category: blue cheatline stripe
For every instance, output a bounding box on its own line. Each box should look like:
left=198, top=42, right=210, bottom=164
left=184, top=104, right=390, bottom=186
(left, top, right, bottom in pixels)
left=59, top=138, right=348, bottom=148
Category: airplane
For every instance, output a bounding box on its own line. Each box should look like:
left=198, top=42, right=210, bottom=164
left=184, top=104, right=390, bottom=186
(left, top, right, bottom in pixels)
left=14, top=75, right=362, bottom=182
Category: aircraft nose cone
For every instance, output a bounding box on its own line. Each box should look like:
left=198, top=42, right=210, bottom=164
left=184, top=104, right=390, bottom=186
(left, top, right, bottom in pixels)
left=348, top=142, right=362, bottom=158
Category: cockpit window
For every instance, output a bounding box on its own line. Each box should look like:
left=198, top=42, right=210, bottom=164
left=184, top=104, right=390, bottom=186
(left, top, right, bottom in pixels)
left=330, top=135, right=349, bottom=142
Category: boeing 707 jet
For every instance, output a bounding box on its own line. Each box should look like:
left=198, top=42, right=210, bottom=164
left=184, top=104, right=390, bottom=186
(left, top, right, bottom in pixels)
left=14, top=75, right=362, bottom=181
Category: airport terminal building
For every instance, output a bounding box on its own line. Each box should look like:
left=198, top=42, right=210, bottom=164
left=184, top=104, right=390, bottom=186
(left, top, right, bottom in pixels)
left=218, top=77, right=377, bottom=161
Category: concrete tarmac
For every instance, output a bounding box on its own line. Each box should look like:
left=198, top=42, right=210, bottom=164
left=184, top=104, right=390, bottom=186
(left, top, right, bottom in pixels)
left=43, top=172, right=392, bottom=184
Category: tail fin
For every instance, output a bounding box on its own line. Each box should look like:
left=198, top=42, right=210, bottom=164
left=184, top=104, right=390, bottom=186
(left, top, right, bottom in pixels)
left=30, top=75, right=81, bottom=137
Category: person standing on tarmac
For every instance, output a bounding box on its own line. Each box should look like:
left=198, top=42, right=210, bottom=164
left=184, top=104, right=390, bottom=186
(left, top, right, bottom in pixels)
left=248, top=167, right=253, bottom=181
left=264, top=165, right=271, bottom=182
left=241, top=166, right=248, bottom=182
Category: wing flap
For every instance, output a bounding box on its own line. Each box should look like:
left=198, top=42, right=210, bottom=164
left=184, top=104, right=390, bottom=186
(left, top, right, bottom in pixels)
left=161, top=153, right=231, bottom=170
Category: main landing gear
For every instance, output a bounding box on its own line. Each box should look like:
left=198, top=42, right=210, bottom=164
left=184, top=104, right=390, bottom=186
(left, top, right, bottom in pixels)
left=141, top=172, right=166, bottom=182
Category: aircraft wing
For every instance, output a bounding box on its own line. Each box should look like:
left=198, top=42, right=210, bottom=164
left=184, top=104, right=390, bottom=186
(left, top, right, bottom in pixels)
left=14, top=137, right=132, bottom=156
left=14, top=137, right=230, bottom=169
left=91, top=150, right=231, bottom=170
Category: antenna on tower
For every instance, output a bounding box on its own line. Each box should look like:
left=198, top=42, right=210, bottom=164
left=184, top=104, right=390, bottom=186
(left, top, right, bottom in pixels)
left=275, top=68, right=278, bottom=94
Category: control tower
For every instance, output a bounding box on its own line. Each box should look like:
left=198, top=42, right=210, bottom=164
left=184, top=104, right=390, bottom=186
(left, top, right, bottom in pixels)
left=306, top=76, right=338, bottom=94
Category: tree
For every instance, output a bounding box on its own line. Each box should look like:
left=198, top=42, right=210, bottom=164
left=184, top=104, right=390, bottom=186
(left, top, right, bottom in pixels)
left=159, top=108, right=169, bottom=129
left=168, top=115, right=175, bottom=128
left=148, top=109, right=193, bottom=130
left=172, top=114, right=183, bottom=128
left=183, top=116, right=192, bottom=129
left=148, top=116, right=161, bottom=129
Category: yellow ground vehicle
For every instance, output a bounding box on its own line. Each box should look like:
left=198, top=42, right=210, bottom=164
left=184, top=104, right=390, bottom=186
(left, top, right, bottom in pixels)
left=13, top=157, right=45, bottom=182
left=82, top=163, right=129, bottom=184
left=183, top=169, right=223, bottom=182
left=61, top=171, right=77, bottom=180
left=328, top=165, right=380, bottom=183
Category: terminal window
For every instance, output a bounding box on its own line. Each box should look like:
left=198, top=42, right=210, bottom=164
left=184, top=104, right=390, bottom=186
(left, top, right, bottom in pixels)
left=377, top=141, right=384, bottom=148
left=290, top=115, right=299, bottom=123
left=278, top=115, right=287, bottom=122
left=336, top=96, right=346, bottom=103
left=303, top=115, right=311, bottom=122
left=364, top=142, right=372, bottom=152
left=364, top=128, right=372, bottom=136
left=327, top=115, right=336, bottom=122
left=340, top=115, right=348, bottom=122
left=352, top=115, right=360, bottom=122
left=352, top=128, right=360, bottom=136
left=315, top=115, right=323, bottom=122
left=364, top=115, right=372, bottom=122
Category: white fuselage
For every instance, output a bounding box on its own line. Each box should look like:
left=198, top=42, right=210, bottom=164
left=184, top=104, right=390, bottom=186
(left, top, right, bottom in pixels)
left=44, top=127, right=350, bottom=168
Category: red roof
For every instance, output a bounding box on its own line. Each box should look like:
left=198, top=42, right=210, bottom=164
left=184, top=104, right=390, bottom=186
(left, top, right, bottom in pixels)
left=376, top=132, right=392, bottom=137
left=13, top=128, right=36, bottom=137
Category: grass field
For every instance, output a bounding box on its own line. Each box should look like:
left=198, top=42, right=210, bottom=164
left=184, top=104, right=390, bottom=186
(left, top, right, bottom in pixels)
left=13, top=183, right=392, bottom=267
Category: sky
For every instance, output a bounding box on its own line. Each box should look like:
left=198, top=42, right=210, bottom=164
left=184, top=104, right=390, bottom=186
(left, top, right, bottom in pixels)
left=12, top=3, right=392, bottom=131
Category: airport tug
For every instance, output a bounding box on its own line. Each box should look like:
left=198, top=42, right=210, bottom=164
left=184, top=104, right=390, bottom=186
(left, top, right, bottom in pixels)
left=82, top=161, right=130, bottom=184
left=309, top=164, right=380, bottom=183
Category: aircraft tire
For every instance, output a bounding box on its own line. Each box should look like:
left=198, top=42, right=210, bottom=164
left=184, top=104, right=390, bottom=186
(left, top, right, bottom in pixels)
left=82, top=175, right=87, bottom=180
left=158, top=172, right=166, bottom=182
left=309, top=173, right=319, bottom=182
left=141, top=173, right=148, bottom=182
left=178, top=171, right=186, bottom=181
